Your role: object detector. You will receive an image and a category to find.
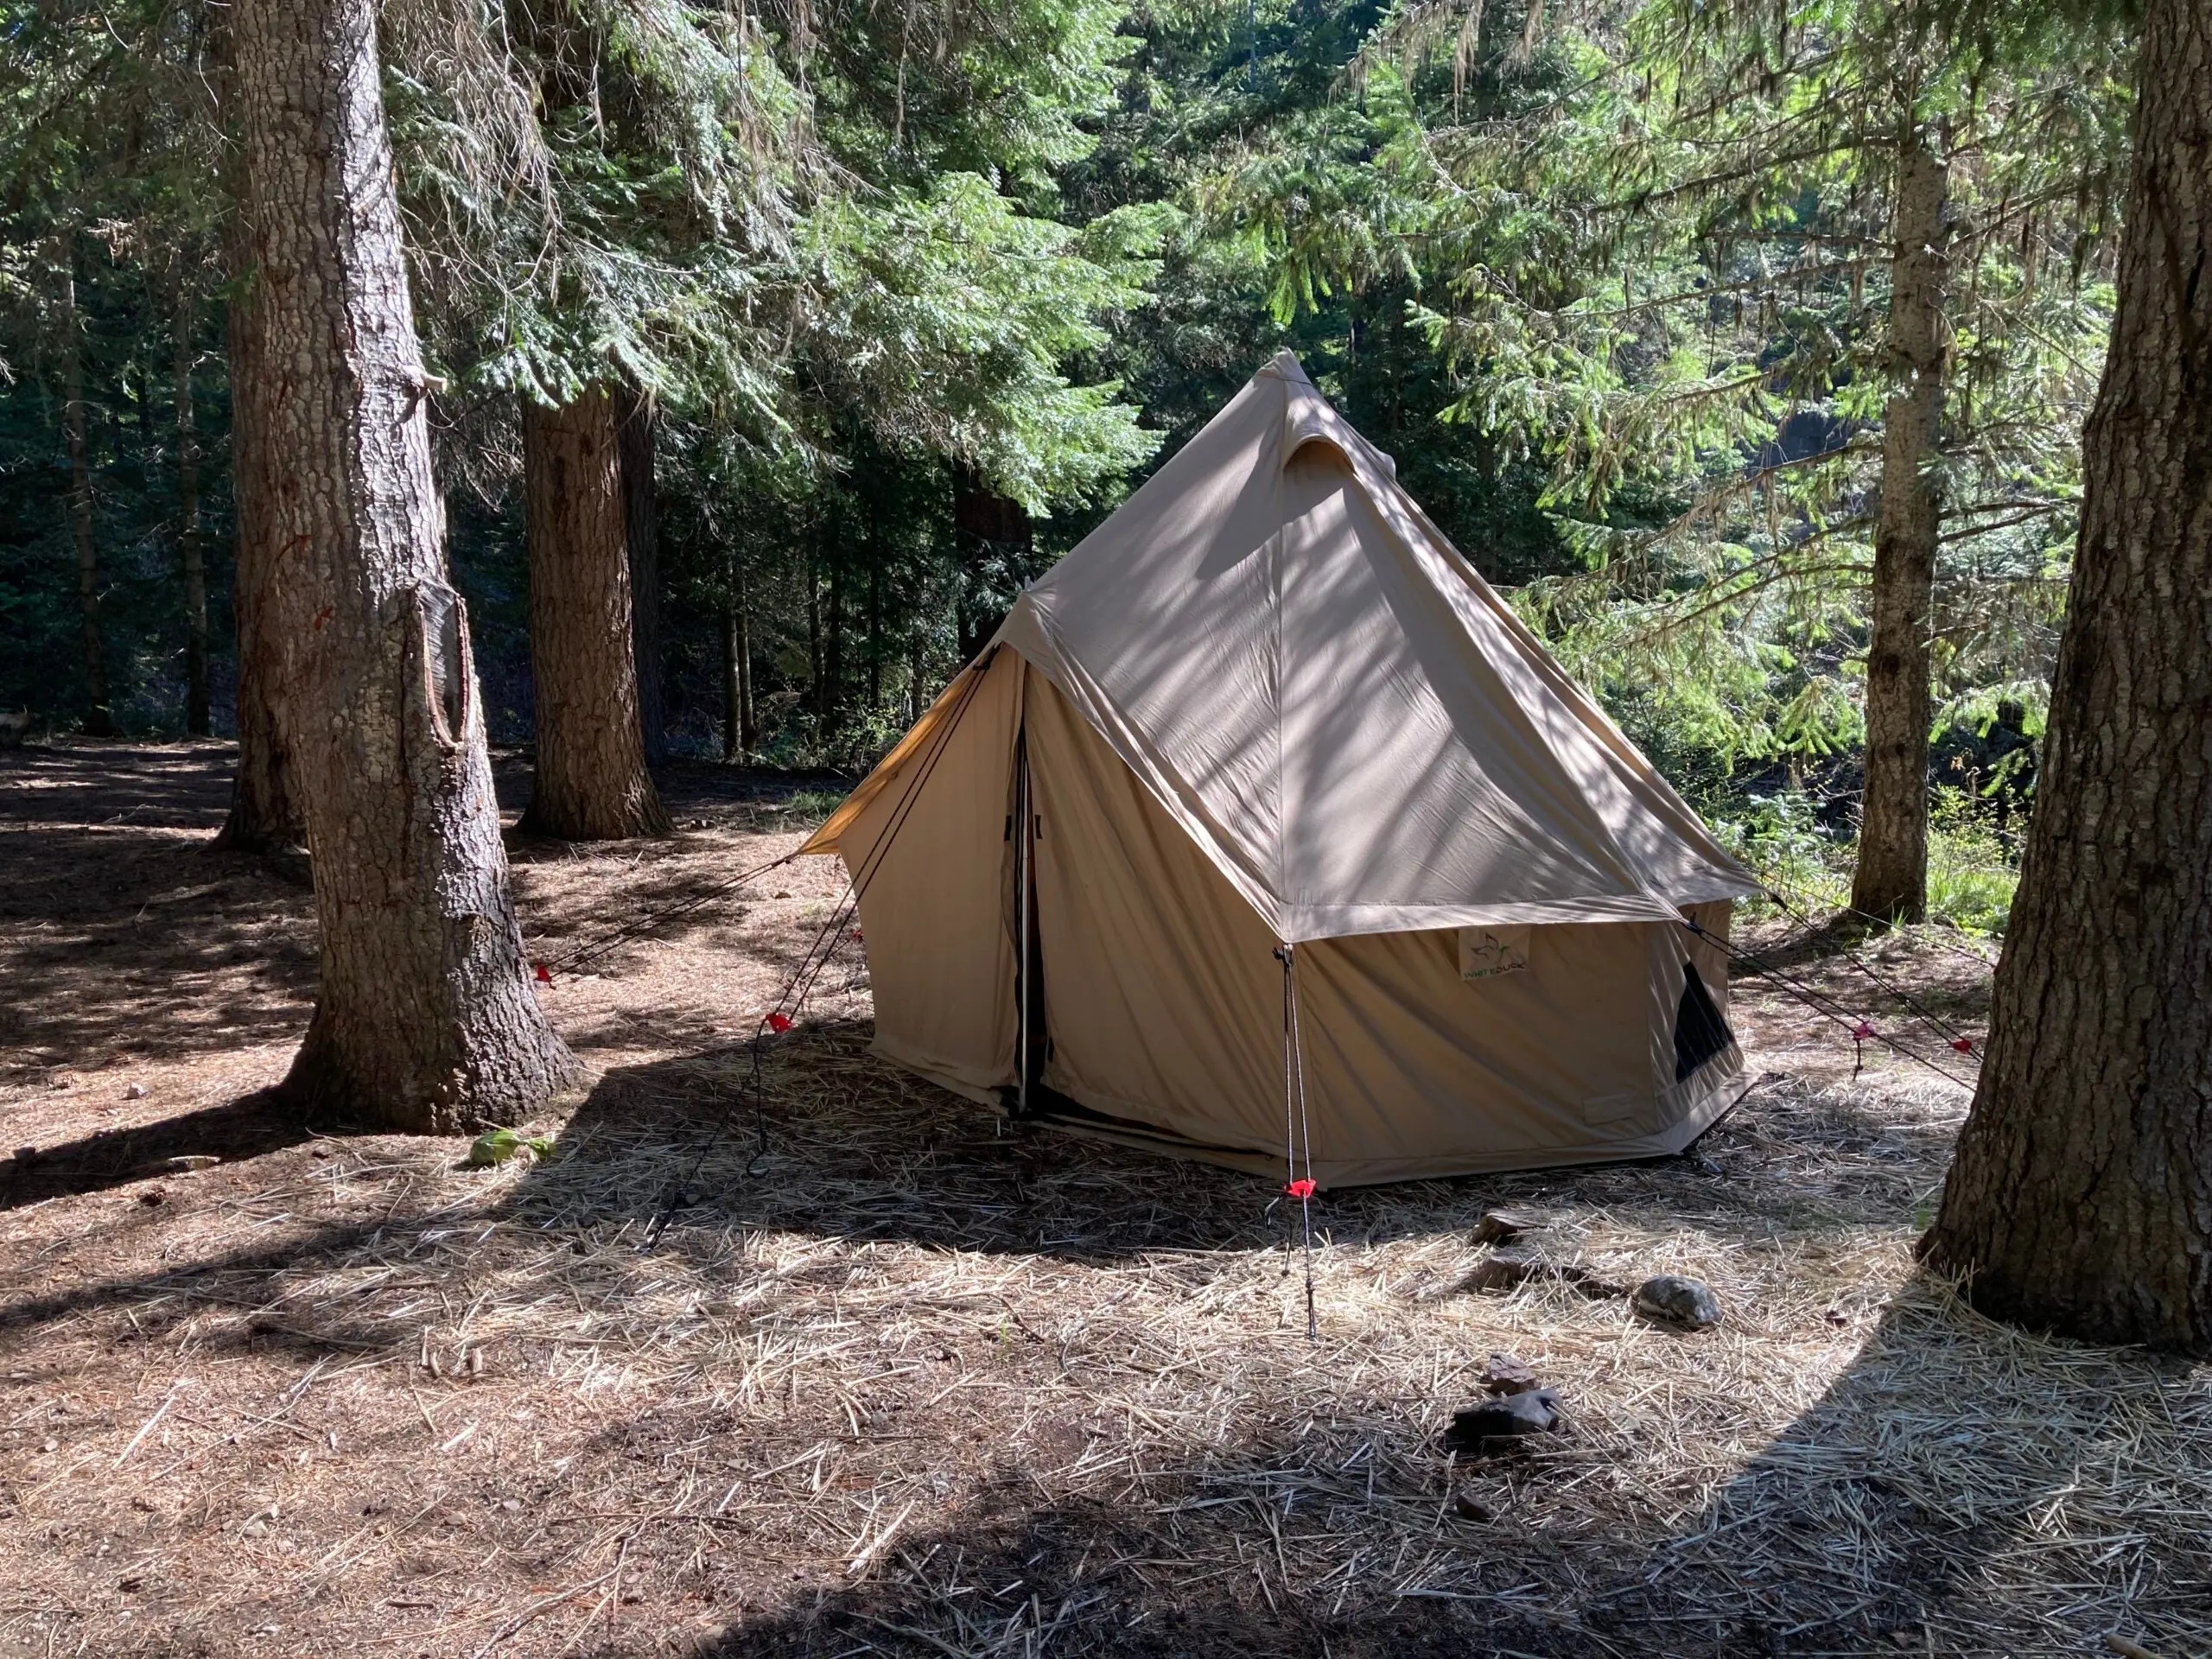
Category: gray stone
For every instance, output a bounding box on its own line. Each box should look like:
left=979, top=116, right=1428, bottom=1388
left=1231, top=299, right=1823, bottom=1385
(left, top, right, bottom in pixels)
left=1634, top=1274, right=1722, bottom=1330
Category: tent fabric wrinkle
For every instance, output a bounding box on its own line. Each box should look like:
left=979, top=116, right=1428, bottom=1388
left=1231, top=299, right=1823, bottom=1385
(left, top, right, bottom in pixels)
left=798, top=351, right=1758, bottom=1184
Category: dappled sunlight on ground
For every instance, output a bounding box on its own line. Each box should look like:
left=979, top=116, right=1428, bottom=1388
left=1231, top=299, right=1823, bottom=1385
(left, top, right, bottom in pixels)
left=1, top=742, right=2203, bottom=1658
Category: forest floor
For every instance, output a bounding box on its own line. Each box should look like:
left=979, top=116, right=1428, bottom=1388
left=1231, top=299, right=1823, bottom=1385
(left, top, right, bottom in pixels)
left=1, top=740, right=2207, bottom=1659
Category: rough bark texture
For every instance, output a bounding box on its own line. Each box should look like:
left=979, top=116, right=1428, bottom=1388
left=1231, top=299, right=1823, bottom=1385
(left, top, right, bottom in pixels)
left=1923, top=0, right=2212, bottom=1355
left=57, top=242, right=114, bottom=739
left=1852, top=126, right=1950, bottom=925
left=213, top=99, right=307, bottom=853
left=616, top=385, right=665, bottom=766
left=233, top=0, right=575, bottom=1129
left=518, top=390, right=671, bottom=841
left=175, top=278, right=210, bottom=737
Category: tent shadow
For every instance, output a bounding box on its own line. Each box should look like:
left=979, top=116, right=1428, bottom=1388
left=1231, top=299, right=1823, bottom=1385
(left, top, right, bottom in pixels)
left=502, top=1028, right=1950, bottom=1270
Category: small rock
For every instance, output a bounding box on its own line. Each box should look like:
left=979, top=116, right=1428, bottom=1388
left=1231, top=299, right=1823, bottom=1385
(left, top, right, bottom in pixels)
left=497, top=1497, right=521, bottom=1512
left=139, top=1188, right=168, bottom=1206
left=1445, top=1389, right=1562, bottom=1457
left=41, top=1437, right=58, bottom=1452
left=1634, top=1274, right=1723, bottom=1330
left=124, top=1083, right=149, bottom=1101
left=1481, top=1351, right=1541, bottom=1395
left=239, top=1519, right=268, bottom=1539
left=1471, top=1210, right=1535, bottom=1246
left=13, top=1146, right=38, bottom=1166
left=1452, top=1488, right=1494, bottom=1522
left=167, top=1154, right=219, bottom=1173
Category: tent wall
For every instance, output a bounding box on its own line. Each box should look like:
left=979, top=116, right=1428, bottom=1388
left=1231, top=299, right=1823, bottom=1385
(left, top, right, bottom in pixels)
left=1024, top=671, right=1743, bottom=1184
left=839, top=647, right=1024, bottom=1104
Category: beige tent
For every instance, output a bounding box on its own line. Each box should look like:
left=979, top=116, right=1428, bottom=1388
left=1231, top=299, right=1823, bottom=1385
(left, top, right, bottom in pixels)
left=802, top=352, right=1758, bottom=1185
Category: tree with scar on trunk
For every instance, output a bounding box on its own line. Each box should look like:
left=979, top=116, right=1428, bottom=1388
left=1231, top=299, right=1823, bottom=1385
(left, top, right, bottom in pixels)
left=1922, top=0, right=2212, bottom=1355
left=230, top=0, right=575, bottom=1128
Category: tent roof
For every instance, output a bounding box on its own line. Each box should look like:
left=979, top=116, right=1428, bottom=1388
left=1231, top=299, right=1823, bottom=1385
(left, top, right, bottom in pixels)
left=817, top=352, right=1756, bottom=942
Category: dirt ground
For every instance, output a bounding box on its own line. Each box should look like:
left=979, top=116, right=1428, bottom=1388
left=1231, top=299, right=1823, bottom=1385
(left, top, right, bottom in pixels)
left=2, top=741, right=2205, bottom=1659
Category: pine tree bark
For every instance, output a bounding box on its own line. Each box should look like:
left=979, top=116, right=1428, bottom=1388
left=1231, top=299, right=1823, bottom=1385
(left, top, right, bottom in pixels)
left=616, top=386, right=665, bottom=766
left=1852, top=124, right=1950, bottom=925
left=175, top=276, right=210, bottom=737
left=212, top=67, right=307, bottom=853
left=518, top=389, right=671, bottom=840
left=56, top=236, right=114, bottom=739
left=232, top=0, right=575, bottom=1128
left=1922, top=0, right=2212, bottom=1355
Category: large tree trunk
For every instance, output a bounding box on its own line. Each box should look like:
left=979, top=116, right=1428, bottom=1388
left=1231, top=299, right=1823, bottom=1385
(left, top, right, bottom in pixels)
left=1851, top=124, right=1950, bottom=925
left=1922, top=0, right=2212, bottom=1356
left=212, top=76, right=307, bottom=853
left=518, top=390, right=671, bottom=840
left=56, top=237, right=114, bottom=739
left=233, top=0, right=575, bottom=1128
left=616, top=386, right=665, bottom=766
left=175, top=276, right=210, bottom=737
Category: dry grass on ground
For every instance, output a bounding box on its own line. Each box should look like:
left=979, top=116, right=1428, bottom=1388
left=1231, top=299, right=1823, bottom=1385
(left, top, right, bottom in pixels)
left=2, top=741, right=2207, bottom=1659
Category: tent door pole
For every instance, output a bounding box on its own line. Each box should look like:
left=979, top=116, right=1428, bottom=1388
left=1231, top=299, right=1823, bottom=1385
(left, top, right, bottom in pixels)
left=1015, top=723, right=1033, bottom=1118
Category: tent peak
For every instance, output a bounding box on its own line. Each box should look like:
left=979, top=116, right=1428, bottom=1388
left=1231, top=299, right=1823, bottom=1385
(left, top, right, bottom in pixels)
left=1261, top=349, right=1314, bottom=386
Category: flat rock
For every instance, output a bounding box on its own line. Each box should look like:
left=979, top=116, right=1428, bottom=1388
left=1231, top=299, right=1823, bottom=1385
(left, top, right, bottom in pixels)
left=1452, top=1488, right=1494, bottom=1522
left=1633, top=1274, right=1722, bottom=1330
left=1445, top=1388, right=1561, bottom=1457
left=1481, top=1351, right=1540, bottom=1395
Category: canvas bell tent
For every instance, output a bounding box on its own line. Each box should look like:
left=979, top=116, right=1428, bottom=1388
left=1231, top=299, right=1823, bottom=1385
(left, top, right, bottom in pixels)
left=801, top=353, right=1759, bottom=1185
